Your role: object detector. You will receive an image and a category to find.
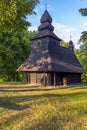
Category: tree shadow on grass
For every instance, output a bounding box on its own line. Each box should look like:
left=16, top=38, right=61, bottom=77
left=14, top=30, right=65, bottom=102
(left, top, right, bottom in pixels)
left=0, top=88, right=56, bottom=92
left=0, top=111, right=29, bottom=130
left=0, top=91, right=87, bottom=111
left=0, top=100, right=29, bottom=111
left=0, top=85, right=87, bottom=93
left=0, top=85, right=39, bottom=90
left=70, top=86, right=87, bottom=90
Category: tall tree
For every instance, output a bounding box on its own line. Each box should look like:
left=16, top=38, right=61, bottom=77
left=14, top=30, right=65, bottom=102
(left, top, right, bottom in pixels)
left=0, top=0, right=39, bottom=32
left=78, top=31, right=87, bottom=80
left=60, top=41, right=69, bottom=47
left=78, top=7, right=87, bottom=83
left=0, top=31, right=37, bottom=81
left=79, top=8, right=87, bottom=16
left=75, top=43, right=87, bottom=83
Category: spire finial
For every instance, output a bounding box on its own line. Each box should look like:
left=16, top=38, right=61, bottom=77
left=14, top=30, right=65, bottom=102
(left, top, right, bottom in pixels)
left=70, top=35, right=72, bottom=41
left=45, top=3, right=47, bottom=10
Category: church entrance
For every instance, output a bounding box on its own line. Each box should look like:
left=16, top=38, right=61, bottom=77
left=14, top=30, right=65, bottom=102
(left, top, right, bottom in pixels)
left=51, top=73, right=63, bottom=86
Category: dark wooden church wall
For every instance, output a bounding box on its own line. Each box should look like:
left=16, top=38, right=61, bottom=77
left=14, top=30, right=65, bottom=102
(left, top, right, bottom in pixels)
left=29, top=72, right=51, bottom=85
left=30, top=73, right=37, bottom=84
left=24, top=72, right=81, bottom=85
left=66, top=73, right=81, bottom=84
left=55, top=73, right=62, bottom=85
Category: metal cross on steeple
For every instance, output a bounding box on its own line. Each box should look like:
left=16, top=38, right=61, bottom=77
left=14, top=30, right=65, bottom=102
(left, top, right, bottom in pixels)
left=70, top=35, right=72, bottom=41
left=45, top=3, right=47, bottom=10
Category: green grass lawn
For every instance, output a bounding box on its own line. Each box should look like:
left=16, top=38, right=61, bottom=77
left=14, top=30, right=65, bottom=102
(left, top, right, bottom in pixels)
left=0, top=83, right=87, bottom=130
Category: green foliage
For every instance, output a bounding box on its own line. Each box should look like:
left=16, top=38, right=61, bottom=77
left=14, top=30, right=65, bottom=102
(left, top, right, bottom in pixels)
left=79, top=31, right=87, bottom=43
left=75, top=41, right=87, bottom=83
left=79, top=8, right=87, bottom=16
left=0, top=31, right=37, bottom=81
left=0, top=84, right=87, bottom=130
left=79, top=42, right=87, bottom=83
left=60, top=41, right=69, bottom=47
left=0, top=0, right=39, bottom=32
left=78, top=8, right=87, bottom=83
left=75, top=47, right=87, bottom=83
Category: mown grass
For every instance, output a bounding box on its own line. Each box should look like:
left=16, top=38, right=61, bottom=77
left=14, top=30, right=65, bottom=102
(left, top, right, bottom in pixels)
left=0, top=83, right=87, bottom=130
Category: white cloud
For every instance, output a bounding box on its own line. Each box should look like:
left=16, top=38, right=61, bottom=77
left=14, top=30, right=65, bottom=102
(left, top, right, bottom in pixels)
left=53, top=22, right=77, bottom=41
left=28, top=26, right=37, bottom=31
left=83, top=22, right=87, bottom=26
left=53, top=22, right=81, bottom=48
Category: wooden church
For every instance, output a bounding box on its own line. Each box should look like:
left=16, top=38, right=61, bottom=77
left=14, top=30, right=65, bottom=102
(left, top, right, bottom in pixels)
left=17, top=10, right=83, bottom=86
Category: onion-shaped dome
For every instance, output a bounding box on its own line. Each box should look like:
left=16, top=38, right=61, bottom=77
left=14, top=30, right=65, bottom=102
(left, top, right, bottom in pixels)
left=40, top=10, right=52, bottom=23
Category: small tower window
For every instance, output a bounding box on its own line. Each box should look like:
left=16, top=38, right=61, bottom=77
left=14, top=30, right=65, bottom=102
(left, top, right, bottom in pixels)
left=38, top=41, right=40, bottom=46
left=38, top=40, right=41, bottom=45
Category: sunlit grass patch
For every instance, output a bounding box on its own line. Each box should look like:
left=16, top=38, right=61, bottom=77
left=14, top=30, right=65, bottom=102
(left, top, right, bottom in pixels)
left=0, top=83, right=87, bottom=130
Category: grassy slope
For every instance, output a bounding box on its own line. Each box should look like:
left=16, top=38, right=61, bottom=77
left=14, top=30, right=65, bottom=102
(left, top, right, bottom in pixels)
left=0, top=84, right=87, bottom=130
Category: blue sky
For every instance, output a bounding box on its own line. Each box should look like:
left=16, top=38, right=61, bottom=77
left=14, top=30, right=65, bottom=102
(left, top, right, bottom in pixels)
left=28, top=0, right=87, bottom=48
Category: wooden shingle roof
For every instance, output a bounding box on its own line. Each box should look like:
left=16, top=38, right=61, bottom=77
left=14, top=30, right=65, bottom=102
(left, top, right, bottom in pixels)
left=17, top=44, right=83, bottom=73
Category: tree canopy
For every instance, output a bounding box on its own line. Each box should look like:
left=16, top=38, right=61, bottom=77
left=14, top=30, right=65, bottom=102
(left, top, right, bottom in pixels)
left=79, top=8, right=87, bottom=16
left=0, top=31, right=37, bottom=81
left=75, top=7, right=87, bottom=83
left=60, top=41, right=69, bottom=48
left=0, top=0, right=38, bottom=81
left=0, top=0, right=39, bottom=32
